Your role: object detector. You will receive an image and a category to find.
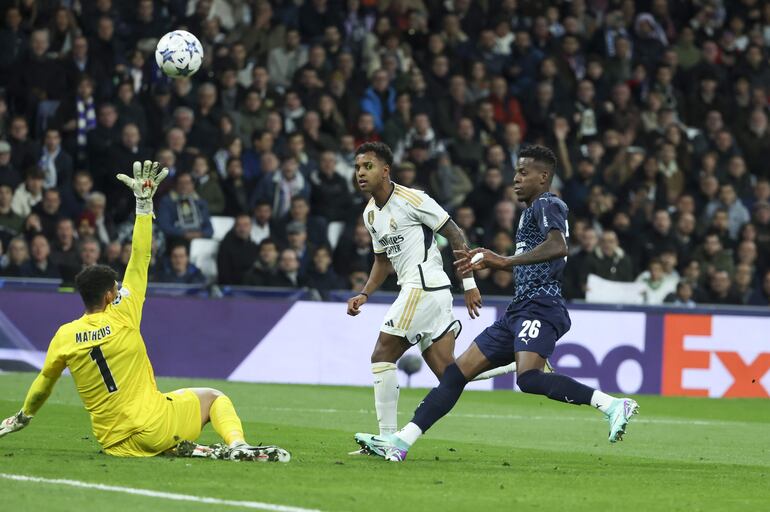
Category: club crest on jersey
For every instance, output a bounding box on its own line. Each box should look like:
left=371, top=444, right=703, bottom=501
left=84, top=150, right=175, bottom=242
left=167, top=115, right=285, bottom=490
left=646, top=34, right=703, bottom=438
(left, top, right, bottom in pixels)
left=390, top=218, right=398, bottom=232
left=367, top=210, right=375, bottom=226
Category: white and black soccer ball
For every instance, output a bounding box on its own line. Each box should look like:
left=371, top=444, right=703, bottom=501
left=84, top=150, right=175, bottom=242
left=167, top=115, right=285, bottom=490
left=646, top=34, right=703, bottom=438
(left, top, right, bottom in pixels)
left=155, top=30, right=203, bottom=78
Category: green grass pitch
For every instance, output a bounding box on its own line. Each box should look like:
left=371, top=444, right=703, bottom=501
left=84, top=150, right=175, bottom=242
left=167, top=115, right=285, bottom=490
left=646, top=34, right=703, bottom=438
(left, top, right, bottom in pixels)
left=0, top=372, right=768, bottom=511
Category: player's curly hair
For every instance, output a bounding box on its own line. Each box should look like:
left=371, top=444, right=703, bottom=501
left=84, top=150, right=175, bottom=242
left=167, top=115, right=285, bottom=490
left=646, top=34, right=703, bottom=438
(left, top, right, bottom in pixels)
left=519, top=144, right=558, bottom=174
left=355, top=141, right=394, bottom=168
left=75, top=265, right=118, bottom=310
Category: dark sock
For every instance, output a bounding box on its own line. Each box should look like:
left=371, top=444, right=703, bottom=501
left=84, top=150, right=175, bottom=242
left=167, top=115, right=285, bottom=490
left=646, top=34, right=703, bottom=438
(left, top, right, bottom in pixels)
left=516, top=369, right=593, bottom=405
left=412, top=363, right=468, bottom=432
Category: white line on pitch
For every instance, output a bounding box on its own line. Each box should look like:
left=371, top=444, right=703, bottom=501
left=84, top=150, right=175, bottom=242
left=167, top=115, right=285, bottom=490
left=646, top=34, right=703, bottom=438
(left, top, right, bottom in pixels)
left=0, top=473, right=320, bottom=512
left=257, top=406, right=757, bottom=427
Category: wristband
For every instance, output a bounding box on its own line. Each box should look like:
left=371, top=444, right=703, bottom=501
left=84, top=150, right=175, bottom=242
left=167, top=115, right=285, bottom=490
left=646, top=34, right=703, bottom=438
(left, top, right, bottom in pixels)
left=136, top=197, right=153, bottom=215
left=360, top=292, right=369, bottom=298
left=462, top=277, right=477, bottom=291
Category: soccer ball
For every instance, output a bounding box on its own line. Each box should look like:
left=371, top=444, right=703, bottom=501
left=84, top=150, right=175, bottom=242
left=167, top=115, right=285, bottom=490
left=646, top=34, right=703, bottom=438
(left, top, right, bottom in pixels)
left=155, top=30, right=203, bottom=78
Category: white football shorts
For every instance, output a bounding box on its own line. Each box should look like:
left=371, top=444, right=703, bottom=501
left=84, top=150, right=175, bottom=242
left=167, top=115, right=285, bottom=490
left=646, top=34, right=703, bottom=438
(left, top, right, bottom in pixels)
left=380, top=287, right=462, bottom=352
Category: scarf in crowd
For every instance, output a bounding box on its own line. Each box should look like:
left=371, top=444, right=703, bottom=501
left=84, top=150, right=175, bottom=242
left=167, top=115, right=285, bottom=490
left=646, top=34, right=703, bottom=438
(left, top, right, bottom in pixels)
left=171, top=192, right=203, bottom=232
left=39, top=146, right=61, bottom=188
left=76, top=96, right=96, bottom=151
left=272, top=171, right=305, bottom=217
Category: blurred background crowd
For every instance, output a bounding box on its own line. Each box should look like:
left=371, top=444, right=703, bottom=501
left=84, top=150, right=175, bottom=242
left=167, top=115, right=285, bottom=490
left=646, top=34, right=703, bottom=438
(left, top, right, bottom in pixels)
left=1, top=0, right=770, bottom=307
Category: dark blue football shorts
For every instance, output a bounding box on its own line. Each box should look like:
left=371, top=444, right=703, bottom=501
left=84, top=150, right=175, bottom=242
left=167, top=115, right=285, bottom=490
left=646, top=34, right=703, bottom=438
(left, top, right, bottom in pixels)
left=474, top=296, right=571, bottom=365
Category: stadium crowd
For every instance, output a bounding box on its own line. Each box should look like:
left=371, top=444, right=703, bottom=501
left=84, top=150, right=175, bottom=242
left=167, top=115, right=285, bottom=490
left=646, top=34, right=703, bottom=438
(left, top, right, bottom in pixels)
left=1, top=0, right=770, bottom=307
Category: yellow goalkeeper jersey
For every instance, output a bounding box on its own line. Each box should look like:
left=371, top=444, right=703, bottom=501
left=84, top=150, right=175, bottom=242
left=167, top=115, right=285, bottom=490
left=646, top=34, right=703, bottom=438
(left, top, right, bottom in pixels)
left=40, top=214, right=167, bottom=449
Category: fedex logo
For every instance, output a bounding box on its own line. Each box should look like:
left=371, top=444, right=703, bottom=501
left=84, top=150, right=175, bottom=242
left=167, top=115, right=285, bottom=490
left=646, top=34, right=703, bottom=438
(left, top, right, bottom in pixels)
left=662, top=314, right=770, bottom=398
left=551, top=311, right=660, bottom=394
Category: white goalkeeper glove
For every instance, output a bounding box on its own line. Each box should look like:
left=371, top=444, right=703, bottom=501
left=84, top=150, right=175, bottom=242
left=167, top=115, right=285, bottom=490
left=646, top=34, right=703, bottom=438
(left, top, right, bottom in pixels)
left=117, top=160, right=169, bottom=215
left=0, top=410, right=32, bottom=438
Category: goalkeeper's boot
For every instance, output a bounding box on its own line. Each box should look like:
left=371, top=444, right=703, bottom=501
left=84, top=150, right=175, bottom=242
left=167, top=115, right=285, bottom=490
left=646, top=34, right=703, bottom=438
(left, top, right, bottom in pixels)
left=228, top=441, right=291, bottom=462
left=544, top=359, right=554, bottom=373
left=354, top=433, right=409, bottom=462
left=173, top=441, right=230, bottom=459
left=606, top=398, right=639, bottom=443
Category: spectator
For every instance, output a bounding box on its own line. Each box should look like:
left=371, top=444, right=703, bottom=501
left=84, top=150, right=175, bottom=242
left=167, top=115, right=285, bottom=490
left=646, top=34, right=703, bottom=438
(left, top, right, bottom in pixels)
left=586, top=230, right=634, bottom=282
left=454, top=205, right=483, bottom=247
left=217, top=213, right=259, bottom=285
left=11, top=167, right=44, bottom=218
left=157, top=173, right=214, bottom=242
left=693, top=232, right=735, bottom=278
left=243, top=238, right=280, bottom=286
left=564, top=227, right=598, bottom=300
left=265, top=248, right=306, bottom=288
left=360, top=69, right=396, bottom=133
left=84, top=192, right=116, bottom=246
left=704, top=270, right=741, bottom=305
left=465, top=167, right=505, bottom=228
left=0, top=141, right=21, bottom=190
left=664, top=281, right=697, bottom=308
left=448, top=117, right=484, bottom=179
left=703, top=184, right=751, bottom=240
left=155, top=245, right=206, bottom=284
left=53, top=75, right=98, bottom=164
left=0, top=237, right=28, bottom=277
left=77, top=236, right=101, bottom=270
left=50, top=218, right=79, bottom=284
left=250, top=201, right=273, bottom=244
left=749, top=270, right=770, bottom=306
left=486, top=268, right=517, bottom=297
left=305, top=245, right=345, bottom=295
left=252, top=156, right=310, bottom=217
left=733, top=263, right=755, bottom=305
left=310, top=151, right=353, bottom=222
left=8, top=117, right=39, bottom=173
left=86, top=103, right=121, bottom=180
left=302, top=111, right=337, bottom=157
left=222, top=156, right=253, bottom=216
left=640, top=209, right=678, bottom=270
left=61, top=170, right=94, bottom=219
left=31, top=188, right=63, bottom=241
left=285, top=221, right=314, bottom=275
left=0, top=183, right=23, bottom=238
left=636, top=258, right=677, bottom=305
left=382, top=92, right=412, bottom=150
left=20, top=234, right=60, bottom=279
left=334, top=221, right=373, bottom=276
left=38, top=128, right=73, bottom=190
left=268, top=29, right=308, bottom=90
left=430, top=152, right=473, bottom=211
left=191, top=155, right=225, bottom=216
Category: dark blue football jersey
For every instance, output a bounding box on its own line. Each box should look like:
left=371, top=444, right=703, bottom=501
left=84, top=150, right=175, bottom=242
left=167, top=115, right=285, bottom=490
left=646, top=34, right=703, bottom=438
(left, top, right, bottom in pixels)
left=512, top=192, right=569, bottom=302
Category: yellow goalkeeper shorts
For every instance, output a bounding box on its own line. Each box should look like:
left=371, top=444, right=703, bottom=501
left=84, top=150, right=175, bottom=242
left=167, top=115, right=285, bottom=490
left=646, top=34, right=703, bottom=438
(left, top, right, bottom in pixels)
left=104, top=389, right=202, bottom=457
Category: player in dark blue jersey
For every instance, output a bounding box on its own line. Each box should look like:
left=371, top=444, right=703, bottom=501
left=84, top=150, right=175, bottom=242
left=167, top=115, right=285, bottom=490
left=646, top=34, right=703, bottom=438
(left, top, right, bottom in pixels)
left=354, top=145, right=639, bottom=462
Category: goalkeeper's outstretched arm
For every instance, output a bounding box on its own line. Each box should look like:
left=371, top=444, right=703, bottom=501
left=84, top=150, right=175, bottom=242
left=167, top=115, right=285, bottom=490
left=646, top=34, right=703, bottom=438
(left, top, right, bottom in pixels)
left=118, top=161, right=168, bottom=300
left=1, top=341, right=65, bottom=438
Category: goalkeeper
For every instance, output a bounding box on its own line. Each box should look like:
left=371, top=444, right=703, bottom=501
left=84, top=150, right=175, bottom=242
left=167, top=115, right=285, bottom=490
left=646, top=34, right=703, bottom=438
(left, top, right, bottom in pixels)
left=0, top=161, right=289, bottom=462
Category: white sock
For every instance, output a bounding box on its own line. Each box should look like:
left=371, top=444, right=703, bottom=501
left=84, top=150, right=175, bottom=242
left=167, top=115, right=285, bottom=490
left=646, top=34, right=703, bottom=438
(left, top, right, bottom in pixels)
left=394, top=422, right=422, bottom=447
left=472, top=362, right=517, bottom=381
left=372, top=362, right=399, bottom=435
left=591, top=390, right=616, bottom=414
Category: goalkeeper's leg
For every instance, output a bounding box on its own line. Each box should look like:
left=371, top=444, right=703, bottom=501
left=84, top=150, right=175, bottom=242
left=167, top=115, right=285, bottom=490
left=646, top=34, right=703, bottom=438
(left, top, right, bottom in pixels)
left=184, top=388, right=290, bottom=462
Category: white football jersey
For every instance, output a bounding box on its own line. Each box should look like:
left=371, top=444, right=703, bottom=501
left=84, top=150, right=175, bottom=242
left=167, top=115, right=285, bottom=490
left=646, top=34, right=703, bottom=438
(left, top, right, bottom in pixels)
left=363, top=184, right=452, bottom=290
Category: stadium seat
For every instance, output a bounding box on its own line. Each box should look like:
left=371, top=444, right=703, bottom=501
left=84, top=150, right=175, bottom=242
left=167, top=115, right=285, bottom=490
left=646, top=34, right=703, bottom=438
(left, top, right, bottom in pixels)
left=189, top=238, right=220, bottom=281
left=211, top=216, right=235, bottom=241
left=327, top=221, right=346, bottom=250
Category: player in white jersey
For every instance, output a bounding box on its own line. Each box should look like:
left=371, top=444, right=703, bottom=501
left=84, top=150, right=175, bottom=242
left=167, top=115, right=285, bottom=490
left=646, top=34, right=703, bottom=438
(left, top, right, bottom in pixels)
left=346, top=142, right=514, bottom=441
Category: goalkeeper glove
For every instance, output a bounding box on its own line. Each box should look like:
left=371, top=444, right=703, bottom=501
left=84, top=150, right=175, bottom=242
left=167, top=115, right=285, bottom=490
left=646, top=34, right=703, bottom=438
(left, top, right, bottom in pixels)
left=116, top=160, right=169, bottom=215
left=0, top=410, right=32, bottom=438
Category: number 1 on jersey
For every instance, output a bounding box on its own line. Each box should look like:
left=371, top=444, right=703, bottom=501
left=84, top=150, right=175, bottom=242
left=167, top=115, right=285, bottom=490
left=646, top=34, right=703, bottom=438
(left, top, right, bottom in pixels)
left=90, top=346, right=118, bottom=393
